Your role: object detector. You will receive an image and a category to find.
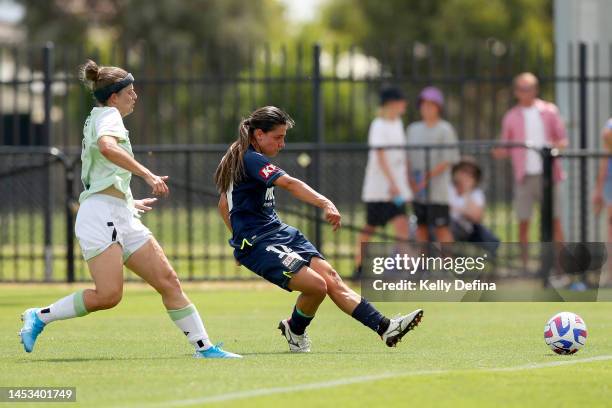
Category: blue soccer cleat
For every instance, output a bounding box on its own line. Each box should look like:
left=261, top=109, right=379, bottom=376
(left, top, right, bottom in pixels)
left=19, top=308, right=46, bottom=353
left=194, top=343, right=242, bottom=359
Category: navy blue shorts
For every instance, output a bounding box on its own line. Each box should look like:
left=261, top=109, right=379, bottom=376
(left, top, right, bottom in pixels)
left=233, top=225, right=324, bottom=292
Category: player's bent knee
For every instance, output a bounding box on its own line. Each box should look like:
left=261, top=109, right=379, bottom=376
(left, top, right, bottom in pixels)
left=305, top=272, right=327, bottom=299
left=96, top=290, right=123, bottom=309
left=322, top=268, right=357, bottom=301
left=326, top=267, right=342, bottom=283
left=157, top=270, right=182, bottom=295
left=323, top=267, right=343, bottom=291
left=312, top=282, right=327, bottom=300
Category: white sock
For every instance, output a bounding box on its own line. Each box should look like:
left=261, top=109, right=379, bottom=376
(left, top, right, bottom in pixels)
left=37, top=290, right=89, bottom=324
left=167, top=304, right=213, bottom=350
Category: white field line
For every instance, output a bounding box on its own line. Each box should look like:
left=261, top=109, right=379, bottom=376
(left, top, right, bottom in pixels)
left=130, top=354, right=612, bottom=408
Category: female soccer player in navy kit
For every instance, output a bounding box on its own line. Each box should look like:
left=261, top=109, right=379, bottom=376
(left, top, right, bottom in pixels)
left=215, top=106, right=423, bottom=352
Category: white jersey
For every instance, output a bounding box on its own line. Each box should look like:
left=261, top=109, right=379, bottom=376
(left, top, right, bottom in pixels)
left=449, top=186, right=485, bottom=233
left=362, top=117, right=412, bottom=202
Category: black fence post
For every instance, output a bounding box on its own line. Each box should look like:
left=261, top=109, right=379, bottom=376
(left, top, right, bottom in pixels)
left=43, top=42, right=54, bottom=281
left=579, top=42, right=588, bottom=243
left=186, top=151, right=194, bottom=280
left=540, top=146, right=555, bottom=287
left=540, top=147, right=554, bottom=242
left=65, top=159, right=75, bottom=283
left=312, top=43, right=323, bottom=249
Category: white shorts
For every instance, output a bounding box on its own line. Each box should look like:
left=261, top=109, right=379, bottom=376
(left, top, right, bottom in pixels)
left=75, top=194, right=152, bottom=262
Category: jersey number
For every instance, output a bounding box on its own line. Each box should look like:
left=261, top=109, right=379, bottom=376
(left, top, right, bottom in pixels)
left=265, top=245, right=293, bottom=258
left=107, top=222, right=117, bottom=242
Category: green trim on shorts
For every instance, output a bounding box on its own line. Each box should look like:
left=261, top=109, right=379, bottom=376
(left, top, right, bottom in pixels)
left=80, top=241, right=120, bottom=262
left=74, top=289, right=89, bottom=317
left=81, top=246, right=105, bottom=262
left=122, top=235, right=152, bottom=263
left=167, top=304, right=195, bottom=321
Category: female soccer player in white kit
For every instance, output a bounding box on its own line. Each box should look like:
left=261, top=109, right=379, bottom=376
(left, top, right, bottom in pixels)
left=19, top=60, right=241, bottom=359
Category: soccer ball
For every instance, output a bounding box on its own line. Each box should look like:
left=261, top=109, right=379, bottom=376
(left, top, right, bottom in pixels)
left=544, top=312, right=587, bottom=355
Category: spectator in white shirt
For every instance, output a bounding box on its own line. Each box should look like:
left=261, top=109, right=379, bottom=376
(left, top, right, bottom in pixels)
left=354, top=86, right=412, bottom=278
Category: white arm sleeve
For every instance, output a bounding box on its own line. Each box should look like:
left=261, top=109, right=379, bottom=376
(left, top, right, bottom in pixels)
left=95, top=108, right=127, bottom=140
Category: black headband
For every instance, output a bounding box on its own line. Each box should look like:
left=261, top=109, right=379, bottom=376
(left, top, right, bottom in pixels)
left=93, top=73, right=134, bottom=103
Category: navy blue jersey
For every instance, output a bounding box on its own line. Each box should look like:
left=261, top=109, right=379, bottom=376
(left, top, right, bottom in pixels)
left=227, top=144, right=286, bottom=246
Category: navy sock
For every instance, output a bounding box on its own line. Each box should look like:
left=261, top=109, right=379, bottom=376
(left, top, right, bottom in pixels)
left=288, top=306, right=314, bottom=335
left=351, top=297, right=390, bottom=335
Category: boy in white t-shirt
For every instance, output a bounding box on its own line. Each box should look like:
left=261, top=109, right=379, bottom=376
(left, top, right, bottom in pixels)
left=449, top=158, right=499, bottom=254
left=354, top=86, right=412, bottom=277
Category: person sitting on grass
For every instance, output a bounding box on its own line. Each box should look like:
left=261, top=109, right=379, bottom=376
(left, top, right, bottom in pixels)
left=215, top=106, right=423, bottom=352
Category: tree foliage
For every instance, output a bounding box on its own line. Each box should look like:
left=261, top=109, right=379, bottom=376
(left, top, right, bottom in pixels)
left=17, top=0, right=286, bottom=73
left=320, top=0, right=553, bottom=52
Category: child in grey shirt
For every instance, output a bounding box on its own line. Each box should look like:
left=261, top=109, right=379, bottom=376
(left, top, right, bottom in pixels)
left=407, top=86, right=459, bottom=243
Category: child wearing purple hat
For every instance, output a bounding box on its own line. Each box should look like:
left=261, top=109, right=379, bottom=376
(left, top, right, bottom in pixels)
left=407, top=86, right=459, bottom=243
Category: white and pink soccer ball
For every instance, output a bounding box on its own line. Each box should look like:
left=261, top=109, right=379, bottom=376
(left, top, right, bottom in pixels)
left=544, top=312, right=588, bottom=355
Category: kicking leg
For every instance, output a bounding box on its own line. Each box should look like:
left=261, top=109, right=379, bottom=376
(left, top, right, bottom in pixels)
left=309, top=257, right=361, bottom=314
left=309, top=257, right=423, bottom=347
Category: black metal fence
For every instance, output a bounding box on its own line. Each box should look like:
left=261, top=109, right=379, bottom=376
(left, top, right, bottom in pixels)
left=1, top=42, right=611, bottom=147
left=1, top=142, right=608, bottom=282
left=1, top=41, right=611, bottom=282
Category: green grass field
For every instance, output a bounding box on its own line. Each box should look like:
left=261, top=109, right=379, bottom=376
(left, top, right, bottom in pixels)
left=1, top=284, right=611, bottom=407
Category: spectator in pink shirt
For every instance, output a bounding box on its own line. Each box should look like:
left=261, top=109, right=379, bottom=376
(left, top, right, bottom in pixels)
left=493, top=73, right=567, bottom=263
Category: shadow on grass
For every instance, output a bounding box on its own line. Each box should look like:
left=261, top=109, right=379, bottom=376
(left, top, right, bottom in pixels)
left=17, top=350, right=402, bottom=362
left=17, top=355, right=189, bottom=363
left=238, top=351, right=395, bottom=356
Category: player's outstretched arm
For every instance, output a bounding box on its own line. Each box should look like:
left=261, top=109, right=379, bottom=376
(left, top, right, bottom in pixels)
left=274, top=174, right=341, bottom=231
left=98, top=135, right=169, bottom=197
